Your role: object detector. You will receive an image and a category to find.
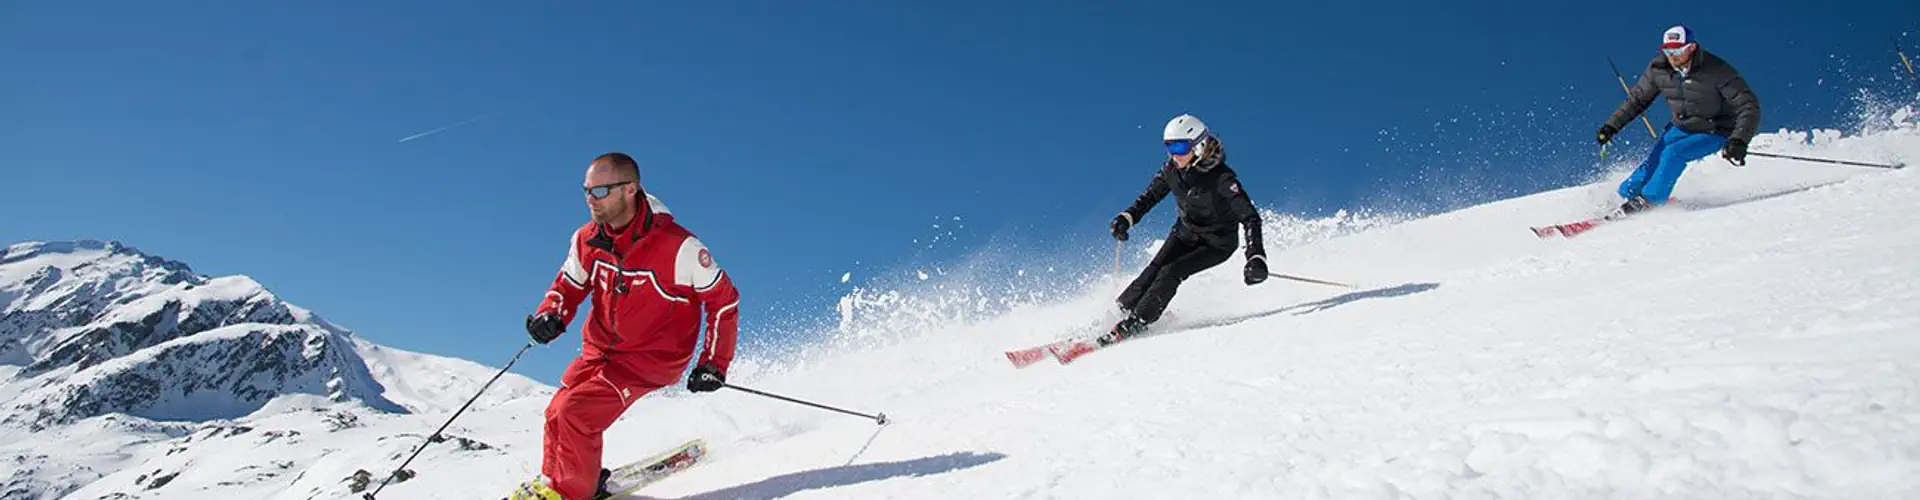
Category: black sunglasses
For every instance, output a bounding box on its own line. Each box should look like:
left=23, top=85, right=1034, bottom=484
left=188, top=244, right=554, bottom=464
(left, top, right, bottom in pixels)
left=584, top=181, right=635, bottom=199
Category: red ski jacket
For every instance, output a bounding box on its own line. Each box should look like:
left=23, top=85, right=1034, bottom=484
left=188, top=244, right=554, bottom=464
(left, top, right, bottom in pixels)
left=534, top=193, right=741, bottom=385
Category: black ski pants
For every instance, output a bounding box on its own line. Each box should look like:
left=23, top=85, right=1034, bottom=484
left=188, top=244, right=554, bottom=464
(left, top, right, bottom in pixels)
left=1117, top=232, right=1232, bottom=324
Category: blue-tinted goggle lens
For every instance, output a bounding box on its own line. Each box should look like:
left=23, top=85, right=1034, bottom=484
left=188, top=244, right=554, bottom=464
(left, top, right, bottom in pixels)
left=1165, top=139, right=1194, bottom=156
left=584, top=181, right=632, bottom=199
left=1661, top=44, right=1690, bottom=56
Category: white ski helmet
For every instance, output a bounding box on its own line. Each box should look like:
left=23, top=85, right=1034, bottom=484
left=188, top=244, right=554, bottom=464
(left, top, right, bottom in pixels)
left=1162, top=114, right=1209, bottom=142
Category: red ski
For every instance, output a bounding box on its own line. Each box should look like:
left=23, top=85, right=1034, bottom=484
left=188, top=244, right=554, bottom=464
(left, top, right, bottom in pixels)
left=1530, top=217, right=1610, bottom=238
left=1532, top=198, right=1680, bottom=238
left=1004, top=335, right=1119, bottom=367
left=1005, top=340, right=1069, bottom=368
left=1047, top=339, right=1104, bottom=364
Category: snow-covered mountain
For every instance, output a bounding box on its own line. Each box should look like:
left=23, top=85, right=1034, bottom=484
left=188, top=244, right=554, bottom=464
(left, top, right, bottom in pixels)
left=0, top=240, right=547, bottom=499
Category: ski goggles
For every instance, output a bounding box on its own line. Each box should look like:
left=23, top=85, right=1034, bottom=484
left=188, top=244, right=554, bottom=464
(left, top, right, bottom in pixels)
left=1661, top=43, right=1693, bottom=56
left=584, top=180, right=634, bottom=199
left=1164, top=139, right=1195, bottom=156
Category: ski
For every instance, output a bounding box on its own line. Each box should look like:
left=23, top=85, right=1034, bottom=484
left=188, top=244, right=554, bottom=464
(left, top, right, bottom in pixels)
left=1532, top=198, right=1684, bottom=238
left=1531, top=207, right=1645, bottom=238
left=1004, top=335, right=1119, bottom=367
left=1047, top=338, right=1106, bottom=364
left=1005, top=340, right=1070, bottom=368
left=505, top=438, right=706, bottom=500
left=604, top=438, right=706, bottom=497
left=1530, top=217, right=1612, bottom=238
left=1008, top=320, right=1154, bottom=367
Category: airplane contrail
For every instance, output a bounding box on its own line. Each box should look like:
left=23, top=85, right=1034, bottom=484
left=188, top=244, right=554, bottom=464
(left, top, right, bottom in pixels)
left=397, top=114, right=490, bottom=143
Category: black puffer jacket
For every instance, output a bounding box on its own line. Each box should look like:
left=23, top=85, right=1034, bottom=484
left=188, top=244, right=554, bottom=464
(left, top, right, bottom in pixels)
left=1119, top=144, right=1264, bottom=260
left=1606, top=48, right=1762, bottom=141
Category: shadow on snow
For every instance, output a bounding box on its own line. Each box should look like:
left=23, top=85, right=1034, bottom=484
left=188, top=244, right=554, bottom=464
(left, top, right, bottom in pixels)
left=646, top=451, right=1008, bottom=500
left=1161, top=282, right=1444, bottom=335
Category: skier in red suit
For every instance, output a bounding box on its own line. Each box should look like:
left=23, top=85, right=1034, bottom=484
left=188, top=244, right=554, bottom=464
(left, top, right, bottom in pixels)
left=517, top=152, right=741, bottom=500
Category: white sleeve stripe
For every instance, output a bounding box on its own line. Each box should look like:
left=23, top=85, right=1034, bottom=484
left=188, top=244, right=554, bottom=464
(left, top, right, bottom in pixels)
left=561, top=233, right=590, bottom=286
left=704, top=300, right=738, bottom=360
left=693, top=269, right=725, bottom=292
left=560, top=271, right=588, bottom=288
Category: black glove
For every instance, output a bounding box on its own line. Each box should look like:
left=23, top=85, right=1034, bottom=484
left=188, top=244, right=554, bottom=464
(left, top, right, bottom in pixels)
left=1244, top=256, right=1268, bottom=286
left=1109, top=214, right=1131, bottom=241
left=525, top=313, right=564, bottom=345
left=1722, top=138, right=1748, bottom=166
left=686, top=364, right=725, bottom=393
left=1596, top=124, right=1619, bottom=146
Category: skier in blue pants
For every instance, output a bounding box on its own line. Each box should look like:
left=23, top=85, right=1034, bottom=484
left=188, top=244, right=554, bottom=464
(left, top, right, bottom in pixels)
left=1616, top=125, right=1727, bottom=204
left=1597, top=25, right=1761, bottom=214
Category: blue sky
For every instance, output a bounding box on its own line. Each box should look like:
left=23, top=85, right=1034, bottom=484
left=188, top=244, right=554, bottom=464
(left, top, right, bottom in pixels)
left=3, top=1, right=1916, bottom=385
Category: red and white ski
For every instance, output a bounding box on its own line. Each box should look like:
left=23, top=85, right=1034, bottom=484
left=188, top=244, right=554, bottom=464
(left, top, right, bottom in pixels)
left=1004, top=336, right=1115, bottom=367
left=1046, top=339, right=1105, bottom=364
left=1530, top=217, right=1611, bottom=238
left=1532, top=198, right=1682, bottom=238
left=1004, top=340, right=1068, bottom=368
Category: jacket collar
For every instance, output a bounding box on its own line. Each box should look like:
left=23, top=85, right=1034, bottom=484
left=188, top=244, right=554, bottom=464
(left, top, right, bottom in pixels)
left=587, top=191, right=657, bottom=255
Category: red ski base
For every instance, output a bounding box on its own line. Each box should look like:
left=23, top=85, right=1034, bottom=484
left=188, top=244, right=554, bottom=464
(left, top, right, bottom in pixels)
left=1004, top=337, right=1110, bottom=367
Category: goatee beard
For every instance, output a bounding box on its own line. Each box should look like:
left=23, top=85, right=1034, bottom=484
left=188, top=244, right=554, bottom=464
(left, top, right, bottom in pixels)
left=592, top=209, right=620, bottom=225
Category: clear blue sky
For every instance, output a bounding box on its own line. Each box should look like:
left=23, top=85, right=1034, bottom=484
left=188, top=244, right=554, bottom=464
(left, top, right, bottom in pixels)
left=4, top=1, right=1916, bottom=385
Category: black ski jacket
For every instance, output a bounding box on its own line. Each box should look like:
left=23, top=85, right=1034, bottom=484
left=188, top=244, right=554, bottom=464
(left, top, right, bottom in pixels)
left=1605, top=48, right=1762, bottom=141
left=1119, top=150, right=1264, bottom=260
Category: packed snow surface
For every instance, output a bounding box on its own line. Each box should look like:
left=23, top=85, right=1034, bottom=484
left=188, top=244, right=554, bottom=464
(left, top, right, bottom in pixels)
left=6, top=120, right=1919, bottom=499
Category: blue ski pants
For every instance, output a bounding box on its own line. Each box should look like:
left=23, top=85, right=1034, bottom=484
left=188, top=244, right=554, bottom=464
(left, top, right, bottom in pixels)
left=1617, top=125, right=1728, bottom=204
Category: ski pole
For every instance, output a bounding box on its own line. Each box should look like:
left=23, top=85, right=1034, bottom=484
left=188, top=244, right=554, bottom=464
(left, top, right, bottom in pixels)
left=1268, top=272, right=1356, bottom=289
left=723, top=383, right=890, bottom=425
left=1608, top=56, right=1661, bottom=140
left=1747, top=151, right=1905, bottom=170
left=364, top=341, right=536, bottom=500
left=1895, top=36, right=1917, bottom=83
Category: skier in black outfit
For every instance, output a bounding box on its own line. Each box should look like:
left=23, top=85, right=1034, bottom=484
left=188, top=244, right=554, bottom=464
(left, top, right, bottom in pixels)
left=1104, top=114, right=1268, bottom=345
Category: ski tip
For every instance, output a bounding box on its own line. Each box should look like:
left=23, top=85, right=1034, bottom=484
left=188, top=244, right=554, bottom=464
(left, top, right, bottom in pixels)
left=1005, top=349, right=1047, bottom=368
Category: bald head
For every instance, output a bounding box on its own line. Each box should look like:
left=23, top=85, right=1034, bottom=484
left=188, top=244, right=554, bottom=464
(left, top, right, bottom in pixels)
left=590, top=152, right=640, bottom=182
left=583, top=152, right=643, bottom=226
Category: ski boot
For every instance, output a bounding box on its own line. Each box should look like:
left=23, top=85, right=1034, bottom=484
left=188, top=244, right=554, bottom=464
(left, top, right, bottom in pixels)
left=507, top=476, right=564, bottom=500
left=1097, top=315, right=1148, bottom=346
left=1615, top=195, right=1653, bottom=217
left=592, top=468, right=613, bottom=500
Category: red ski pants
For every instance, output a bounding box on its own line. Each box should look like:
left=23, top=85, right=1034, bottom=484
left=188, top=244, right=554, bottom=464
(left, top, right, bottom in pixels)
left=542, top=357, right=665, bottom=500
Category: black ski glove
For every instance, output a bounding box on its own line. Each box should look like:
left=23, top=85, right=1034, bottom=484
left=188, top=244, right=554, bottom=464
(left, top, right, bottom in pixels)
left=687, top=364, right=725, bottom=393
left=1722, top=138, right=1748, bottom=166
left=525, top=313, right=564, bottom=345
left=1244, top=256, right=1268, bottom=286
left=1110, top=214, right=1131, bottom=241
left=1596, top=124, right=1619, bottom=146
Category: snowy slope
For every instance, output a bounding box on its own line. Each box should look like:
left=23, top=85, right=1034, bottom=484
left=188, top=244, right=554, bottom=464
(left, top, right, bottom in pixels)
left=0, top=241, right=547, bottom=499
left=269, top=120, right=1917, bottom=500
left=13, top=120, right=1919, bottom=499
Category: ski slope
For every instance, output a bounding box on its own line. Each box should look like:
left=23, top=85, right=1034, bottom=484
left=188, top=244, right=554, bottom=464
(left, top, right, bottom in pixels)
left=22, top=122, right=1915, bottom=499
left=294, top=123, right=1920, bottom=500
